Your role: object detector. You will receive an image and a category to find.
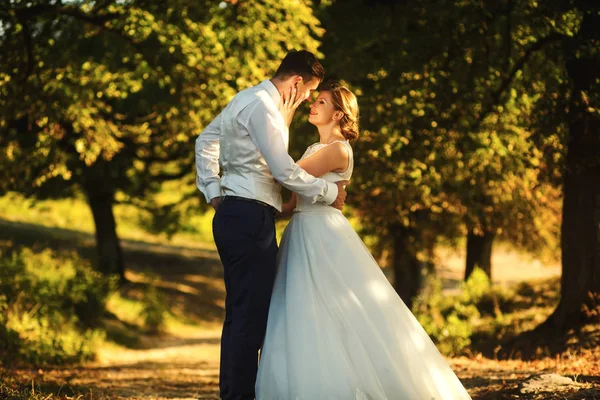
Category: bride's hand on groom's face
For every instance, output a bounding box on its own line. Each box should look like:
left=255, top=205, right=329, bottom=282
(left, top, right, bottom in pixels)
left=331, top=181, right=349, bottom=211
left=279, top=86, right=304, bottom=124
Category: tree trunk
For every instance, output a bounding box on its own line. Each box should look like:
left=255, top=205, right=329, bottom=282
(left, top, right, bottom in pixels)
left=84, top=185, right=126, bottom=283
left=391, top=226, right=424, bottom=310
left=465, top=229, right=494, bottom=281
left=542, top=13, right=600, bottom=330
left=544, top=103, right=600, bottom=330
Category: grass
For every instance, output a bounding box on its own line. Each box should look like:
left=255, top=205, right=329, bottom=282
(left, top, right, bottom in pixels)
left=0, top=192, right=382, bottom=250
left=0, top=372, right=104, bottom=400
left=0, top=192, right=216, bottom=248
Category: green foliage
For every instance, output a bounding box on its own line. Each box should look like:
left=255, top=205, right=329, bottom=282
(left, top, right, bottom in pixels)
left=0, top=191, right=215, bottom=245
left=413, top=268, right=492, bottom=355
left=308, top=1, right=585, bottom=294
left=0, top=295, right=22, bottom=362
left=413, top=266, right=538, bottom=356
left=140, top=273, right=168, bottom=334
left=0, top=249, right=114, bottom=365
left=0, top=0, right=324, bottom=277
left=316, top=0, right=565, bottom=265
left=0, top=0, right=323, bottom=206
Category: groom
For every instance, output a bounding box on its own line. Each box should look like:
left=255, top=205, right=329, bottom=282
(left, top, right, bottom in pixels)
left=195, top=50, right=347, bottom=400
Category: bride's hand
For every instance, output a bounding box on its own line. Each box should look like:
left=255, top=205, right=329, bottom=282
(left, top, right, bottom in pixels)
left=331, top=181, right=349, bottom=211
left=279, top=86, right=304, bottom=127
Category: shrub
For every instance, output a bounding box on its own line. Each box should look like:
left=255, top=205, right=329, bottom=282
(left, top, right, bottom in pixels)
left=140, top=272, right=168, bottom=334
left=0, top=249, right=115, bottom=365
left=0, top=295, right=22, bottom=361
left=413, top=268, right=492, bottom=355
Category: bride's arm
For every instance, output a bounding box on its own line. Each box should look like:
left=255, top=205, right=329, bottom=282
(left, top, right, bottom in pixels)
left=278, top=143, right=349, bottom=219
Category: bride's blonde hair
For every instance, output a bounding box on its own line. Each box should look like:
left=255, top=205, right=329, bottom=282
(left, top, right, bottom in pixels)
left=319, top=80, right=360, bottom=141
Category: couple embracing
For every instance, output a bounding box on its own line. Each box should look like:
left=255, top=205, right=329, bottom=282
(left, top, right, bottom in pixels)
left=196, top=50, right=471, bottom=400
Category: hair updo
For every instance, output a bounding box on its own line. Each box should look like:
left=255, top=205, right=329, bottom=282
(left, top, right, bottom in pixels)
left=319, top=80, right=360, bottom=141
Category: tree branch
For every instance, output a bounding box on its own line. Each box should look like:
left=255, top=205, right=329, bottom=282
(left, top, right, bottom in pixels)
left=12, top=4, right=119, bottom=24
left=10, top=3, right=197, bottom=77
left=504, top=0, right=512, bottom=72
left=15, top=12, right=34, bottom=84
left=471, top=32, right=565, bottom=133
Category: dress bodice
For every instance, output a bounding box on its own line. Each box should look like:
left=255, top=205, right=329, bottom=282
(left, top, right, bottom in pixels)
left=295, top=140, right=353, bottom=213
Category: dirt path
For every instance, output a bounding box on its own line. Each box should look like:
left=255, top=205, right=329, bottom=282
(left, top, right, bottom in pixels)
left=18, top=331, right=478, bottom=399
left=15, top=329, right=221, bottom=400
left=24, top=336, right=599, bottom=400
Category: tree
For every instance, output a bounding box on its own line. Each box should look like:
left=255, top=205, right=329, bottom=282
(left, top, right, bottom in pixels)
left=315, top=0, right=562, bottom=305
left=0, top=0, right=323, bottom=281
left=448, top=0, right=600, bottom=330
left=541, top=2, right=600, bottom=330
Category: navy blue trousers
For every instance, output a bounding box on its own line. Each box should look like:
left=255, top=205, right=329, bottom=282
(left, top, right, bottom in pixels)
left=212, top=197, right=278, bottom=400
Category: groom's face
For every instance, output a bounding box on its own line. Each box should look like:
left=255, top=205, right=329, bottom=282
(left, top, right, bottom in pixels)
left=295, top=77, right=321, bottom=103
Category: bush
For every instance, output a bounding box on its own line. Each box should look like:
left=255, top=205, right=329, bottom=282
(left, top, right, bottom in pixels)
left=413, top=268, right=493, bottom=355
left=0, top=295, right=22, bottom=361
left=0, top=249, right=116, bottom=365
left=140, top=272, right=168, bottom=334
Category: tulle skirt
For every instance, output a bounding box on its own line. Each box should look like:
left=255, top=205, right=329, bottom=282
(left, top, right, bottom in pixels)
left=255, top=208, right=471, bottom=400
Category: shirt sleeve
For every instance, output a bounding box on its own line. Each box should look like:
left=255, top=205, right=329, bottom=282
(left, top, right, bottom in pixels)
left=195, top=112, right=222, bottom=203
left=242, top=101, right=338, bottom=205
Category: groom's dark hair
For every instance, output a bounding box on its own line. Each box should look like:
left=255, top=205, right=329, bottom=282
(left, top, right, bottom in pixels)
left=274, top=50, right=325, bottom=82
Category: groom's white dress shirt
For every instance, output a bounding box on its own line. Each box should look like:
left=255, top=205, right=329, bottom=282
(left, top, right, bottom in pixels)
left=195, top=80, right=338, bottom=212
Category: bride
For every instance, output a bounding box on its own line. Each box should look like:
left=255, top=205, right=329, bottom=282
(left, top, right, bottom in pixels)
left=255, top=80, right=471, bottom=399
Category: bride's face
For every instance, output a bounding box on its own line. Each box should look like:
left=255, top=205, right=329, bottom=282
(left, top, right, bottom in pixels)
left=308, top=91, right=337, bottom=126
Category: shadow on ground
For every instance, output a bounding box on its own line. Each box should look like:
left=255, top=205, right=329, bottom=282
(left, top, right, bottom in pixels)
left=0, top=217, right=226, bottom=336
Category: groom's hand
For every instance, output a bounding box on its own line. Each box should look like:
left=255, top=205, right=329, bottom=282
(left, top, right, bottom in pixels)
left=331, top=181, right=349, bottom=210
left=211, top=197, right=222, bottom=210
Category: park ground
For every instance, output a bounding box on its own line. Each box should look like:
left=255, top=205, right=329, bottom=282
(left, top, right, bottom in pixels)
left=0, top=201, right=599, bottom=400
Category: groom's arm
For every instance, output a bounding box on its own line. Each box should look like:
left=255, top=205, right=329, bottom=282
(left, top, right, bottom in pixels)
left=242, top=101, right=338, bottom=205
left=195, top=112, right=222, bottom=205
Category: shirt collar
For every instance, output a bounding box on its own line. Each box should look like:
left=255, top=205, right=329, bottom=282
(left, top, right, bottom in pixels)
left=260, top=79, right=281, bottom=108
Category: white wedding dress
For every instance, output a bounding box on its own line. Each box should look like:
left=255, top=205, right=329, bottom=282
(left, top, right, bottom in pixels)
left=255, top=141, right=471, bottom=400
